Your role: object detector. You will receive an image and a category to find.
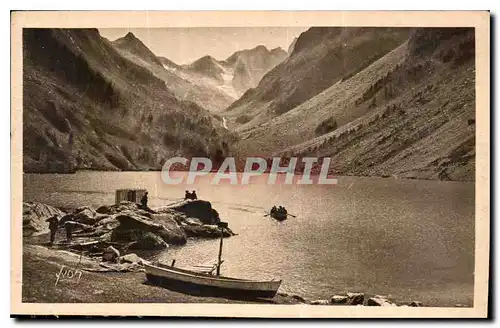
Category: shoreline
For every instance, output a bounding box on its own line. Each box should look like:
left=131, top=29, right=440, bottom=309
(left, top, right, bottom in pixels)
left=22, top=170, right=474, bottom=183
left=22, top=244, right=299, bottom=304
left=21, top=200, right=469, bottom=307
left=22, top=244, right=430, bottom=307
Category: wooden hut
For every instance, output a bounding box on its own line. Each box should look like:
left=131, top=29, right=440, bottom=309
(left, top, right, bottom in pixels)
left=115, top=189, right=147, bottom=205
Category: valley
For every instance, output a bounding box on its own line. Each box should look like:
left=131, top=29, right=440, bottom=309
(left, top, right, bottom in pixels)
left=22, top=27, right=475, bottom=181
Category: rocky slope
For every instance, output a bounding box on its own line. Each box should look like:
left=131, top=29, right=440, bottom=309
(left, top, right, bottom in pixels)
left=225, top=27, right=411, bottom=126
left=111, top=33, right=235, bottom=113
left=226, top=27, right=475, bottom=181
left=224, top=45, right=288, bottom=95
left=112, top=34, right=287, bottom=113
left=23, top=29, right=234, bottom=173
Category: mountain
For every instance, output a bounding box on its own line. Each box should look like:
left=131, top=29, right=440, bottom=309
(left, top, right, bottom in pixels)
left=224, top=45, right=288, bottom=94
left=23, top=28, right=235, bottom=173
left=177, top=45, right=288, bottom=102
left=227, top=27, right=475, bottom=181
left=111, top=33, right=234, bottom=113
left=185, top=55, right=225, bottom=83
left=113, top=32, right=163, bottom=67
left=288, top=37, right=298, bottom=54
left=111, top=34, right=287, bottom=112
left=158, top=56, right=180, bottom=70
left=225, top=27, right=411, bottom=125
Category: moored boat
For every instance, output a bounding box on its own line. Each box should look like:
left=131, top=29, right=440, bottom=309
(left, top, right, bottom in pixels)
left=145, top=262, right=282, bottom=298
left=145, top=221, right=282, bottom=298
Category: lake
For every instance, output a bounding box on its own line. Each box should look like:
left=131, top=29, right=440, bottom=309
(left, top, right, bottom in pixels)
left=23, top=171, right=475, bottom=306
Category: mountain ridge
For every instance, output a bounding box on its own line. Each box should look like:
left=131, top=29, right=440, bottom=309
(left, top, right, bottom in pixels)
left=23, top=28, right=235, bottom=173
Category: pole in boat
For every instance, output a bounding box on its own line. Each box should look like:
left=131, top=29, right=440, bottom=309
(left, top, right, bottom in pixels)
left=216, top=221, right=228, bottom=276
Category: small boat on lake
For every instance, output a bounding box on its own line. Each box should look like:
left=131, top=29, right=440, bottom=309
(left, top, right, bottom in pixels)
left=145, top=222, right=282, bottom=298
left=270, top=210, right=288, bottom=221
left=266, top=206, right=295, bottom=221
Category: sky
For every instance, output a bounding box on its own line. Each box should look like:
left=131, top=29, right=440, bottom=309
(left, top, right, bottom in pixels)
left=99, top=27, right=309, bottom=65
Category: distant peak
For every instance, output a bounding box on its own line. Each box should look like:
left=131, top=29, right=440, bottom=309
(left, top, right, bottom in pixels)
left=124, top=32, right=136, bottom=39
left=271, top=47, right=286, bottom=53
left=199, top=55, right=215, bottom=61
left=253, top=45, right=269, bottom=52
left=114, top=32, right=140, bottom=45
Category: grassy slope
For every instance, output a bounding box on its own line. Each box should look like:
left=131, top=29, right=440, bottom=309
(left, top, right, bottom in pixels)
left=23, top=29, right=234, bottom=173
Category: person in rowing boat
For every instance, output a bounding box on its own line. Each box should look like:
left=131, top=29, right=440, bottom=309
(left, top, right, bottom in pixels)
left=191, top=190, right=198, bottom=200
left=184, top=190, right=192, bottom=200
left=271, top=206, right=277, bottom=215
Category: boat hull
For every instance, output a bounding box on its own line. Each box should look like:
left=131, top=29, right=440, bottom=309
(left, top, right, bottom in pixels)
left=270, top=213, right=287, bottom=221
left=145, top=264, right=281, bottom=299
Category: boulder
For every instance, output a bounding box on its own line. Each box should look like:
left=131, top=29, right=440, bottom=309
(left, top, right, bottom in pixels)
left=152, top=208, right=186, bottom=224
left=111, top=229, right=168, bottom=250
left=309, top=299, right=331, bottom=305
left=367, top=296, right=393, bottom=307
left=114, top=212, right=186, bottom=245
left=71, top=207, right=105, bottom=225
left=181, top=224, right=235, bottom=238
left=184, top=217, right=203, bottom=226
left=67, top=240, right=106, bottom=253
left=115, top=212, right=163, bottom=231
left=69, top=221, right=95, bottom=232
left=23, top=202, right=65, bottom=236
left=96, top=201, right=148, bottom=215
left=331, top=295, right=349, bottom=304
left=162, top=200, right=220, bottom=224
left=130, top=232, right=168, bottom=250
left=102, top=246, right=120, bottom=262
left=150, top=214, right=187, bottom=245
left=409, top=301, right=423, bottom=307
left=291, top=294, right=307, bottom=303
left=346, top=292, right=365, bottom=305
left=95, top=216, right=120, bottom=230
left=119, top=253, right=148, bottom=265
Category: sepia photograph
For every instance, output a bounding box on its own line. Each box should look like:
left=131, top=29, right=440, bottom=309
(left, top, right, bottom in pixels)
left=10, top=11, right=490, bottom=318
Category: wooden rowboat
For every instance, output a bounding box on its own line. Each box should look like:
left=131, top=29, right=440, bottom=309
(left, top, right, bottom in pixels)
left=145, top=221, right=282, bottom=299
left=270, top=210, right=288, bottom=221
left=145, top=262, right=282, bottom=298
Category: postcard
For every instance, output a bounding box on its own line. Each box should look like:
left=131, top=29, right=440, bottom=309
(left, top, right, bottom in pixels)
left=11, top=10, right=490, bottom=318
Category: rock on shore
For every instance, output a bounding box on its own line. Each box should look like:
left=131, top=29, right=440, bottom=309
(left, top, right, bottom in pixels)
left=23, top=199, right=236, bottom=254
left=23, top=202, right=65, bottom=236
left=156, top=200, right=221, bottom=225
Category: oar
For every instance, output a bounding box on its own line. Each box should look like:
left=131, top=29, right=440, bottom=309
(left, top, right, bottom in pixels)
left=287, top=213, right=297, bottom=218
left=263, top=213, right=270, bottom=217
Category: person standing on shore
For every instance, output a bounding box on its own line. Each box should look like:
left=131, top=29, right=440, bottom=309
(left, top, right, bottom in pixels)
left=64, top=221, right=76, bottom=243
left=46, top=215, right=59, bottom=245
left=141, top=191, right=149, bottom=208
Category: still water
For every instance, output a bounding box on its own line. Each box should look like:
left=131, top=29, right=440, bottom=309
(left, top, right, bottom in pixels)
left=23, top=171, right=475, bottom=306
